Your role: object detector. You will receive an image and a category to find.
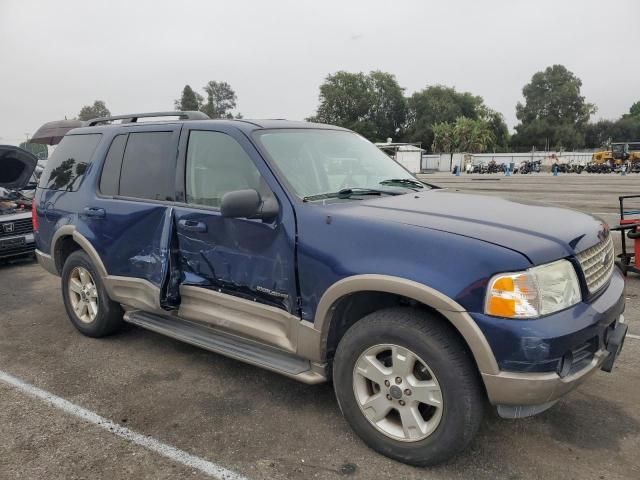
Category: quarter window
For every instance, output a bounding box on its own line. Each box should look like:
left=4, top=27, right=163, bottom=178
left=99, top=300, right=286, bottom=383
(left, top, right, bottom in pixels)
left=186, top=131, right=271, bottom=208
left=39, top=134, right=102, bottom=191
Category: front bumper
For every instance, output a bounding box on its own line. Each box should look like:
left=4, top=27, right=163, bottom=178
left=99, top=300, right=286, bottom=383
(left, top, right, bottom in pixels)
left=482, top=316, right=626, bottom=416
left=476, top=268, right=628, bottom=415
left=0, top=232, right=35, bottom=259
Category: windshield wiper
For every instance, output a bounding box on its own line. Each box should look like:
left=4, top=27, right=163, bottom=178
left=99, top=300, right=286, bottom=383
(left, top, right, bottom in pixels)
left=337, top=187, right=400, bottom=199
left=302, top=187, right=400, bottom=202
left=379, top=178, right=427, bottom=191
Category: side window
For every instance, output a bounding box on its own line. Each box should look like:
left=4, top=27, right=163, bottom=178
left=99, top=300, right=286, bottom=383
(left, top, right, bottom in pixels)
left=186, top=131, right=272, bottom=208
left=99, top=134, right=127, bottom=196
left=39, top=134, right=102, bottom=191
left=119, top=132, right=175, bottom=201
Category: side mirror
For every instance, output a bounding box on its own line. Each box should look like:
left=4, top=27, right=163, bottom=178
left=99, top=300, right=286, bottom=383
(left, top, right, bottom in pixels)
left=220, top=189, right=279, bottom=220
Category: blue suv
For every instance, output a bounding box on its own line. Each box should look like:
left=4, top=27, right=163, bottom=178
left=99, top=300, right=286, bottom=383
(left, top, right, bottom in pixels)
left=31, top=111, right=628, bottom=465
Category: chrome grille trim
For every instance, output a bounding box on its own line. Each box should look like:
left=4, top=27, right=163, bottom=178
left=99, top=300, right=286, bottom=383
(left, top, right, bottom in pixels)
left=575, top=234, right=615, bottom=294
left=0, top=218, right=33, bottom=238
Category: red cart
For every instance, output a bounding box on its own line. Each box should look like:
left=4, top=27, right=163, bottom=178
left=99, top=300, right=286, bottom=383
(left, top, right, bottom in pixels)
left=611, top=195, right=640, bottom=276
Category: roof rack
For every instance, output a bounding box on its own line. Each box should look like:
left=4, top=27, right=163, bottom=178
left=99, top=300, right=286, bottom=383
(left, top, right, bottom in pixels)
left=86, top=111, right=210, bottom=126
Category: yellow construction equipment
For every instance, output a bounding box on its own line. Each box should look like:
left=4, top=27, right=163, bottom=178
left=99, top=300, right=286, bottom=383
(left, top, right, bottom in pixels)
left=592, top=142, right=640, bottom=166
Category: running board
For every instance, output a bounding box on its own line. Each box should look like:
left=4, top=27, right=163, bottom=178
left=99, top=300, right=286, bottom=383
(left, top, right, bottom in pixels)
left=124, top=310, right=326, bottom=384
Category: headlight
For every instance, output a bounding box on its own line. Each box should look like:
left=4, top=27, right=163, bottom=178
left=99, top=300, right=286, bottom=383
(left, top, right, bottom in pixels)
left=485, top=259, right=581, bottom=319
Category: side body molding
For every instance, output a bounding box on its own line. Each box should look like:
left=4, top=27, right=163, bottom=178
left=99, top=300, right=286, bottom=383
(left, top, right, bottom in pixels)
left=313, top=274, right=500, bottom=375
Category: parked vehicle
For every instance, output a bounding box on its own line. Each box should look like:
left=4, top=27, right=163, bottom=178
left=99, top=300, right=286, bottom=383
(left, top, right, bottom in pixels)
left=486, top=159, right=500, bottom=174
left=569, top=163, right=584, bottom=174
left=518, top=159, right=541, bottom=174
left=0, top=145, right=39, bottom=260
left=33, top=112, right=628, bottom=466
left=586, top=162, right=613, bottom=174
left=592, top=142, right=640, bottom=169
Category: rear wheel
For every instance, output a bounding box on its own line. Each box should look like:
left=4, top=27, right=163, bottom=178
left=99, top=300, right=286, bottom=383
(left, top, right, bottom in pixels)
left=333, top=307, right=484, bottom=466
left=61, top=250, right=123, bottom=337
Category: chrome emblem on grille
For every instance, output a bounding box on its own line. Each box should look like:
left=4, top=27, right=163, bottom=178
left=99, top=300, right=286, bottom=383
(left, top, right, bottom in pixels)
left=2, top=223, right=14, bottom=233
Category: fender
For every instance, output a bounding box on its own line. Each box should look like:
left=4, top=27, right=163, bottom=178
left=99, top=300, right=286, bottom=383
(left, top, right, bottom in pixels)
left=36, top=225, right=106, bottom=278
left=312, top=274, right=500, bottom=376
left=50, top=225, right=108, bottom=277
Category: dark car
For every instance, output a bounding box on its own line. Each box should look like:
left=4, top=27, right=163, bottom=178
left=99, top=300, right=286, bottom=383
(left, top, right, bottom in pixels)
left=0, top=145, right=40, bottom=260
left=33, top=111, right=628, bottom=466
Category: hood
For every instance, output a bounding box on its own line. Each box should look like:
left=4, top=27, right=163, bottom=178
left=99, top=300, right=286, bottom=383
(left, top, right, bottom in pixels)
left=332, top=189, right=606, bottom=265
left=0, top=145, right=38, bottom=190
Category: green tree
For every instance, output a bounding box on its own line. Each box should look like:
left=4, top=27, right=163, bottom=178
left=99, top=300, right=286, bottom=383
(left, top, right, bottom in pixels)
left=431, top=122, right=455, bottom=153
left=19, top=141, right=48, bottom=159
left=585, top=117, right=640, bottom=148
left=482, top=109, right=510, bottom=152
left=431, top=117, right=494, bottom=153
left=404, top=86, right=482, bottom=150
left=403, top=85, right=507, bottom=152
left=511, top=65, right=595, bottom=151
left=77, top=100, right=111, bottom=121
left=455, top=117, right=494, bottom=153
left=308, top=70, right=406, bottom=141
left=625, top=100, right=640, bottom=118
left=201, top=81, right=237, bottom=119
left=585, top=120, right=615, bottom=148
left=174, top=85, right=204, bottom=111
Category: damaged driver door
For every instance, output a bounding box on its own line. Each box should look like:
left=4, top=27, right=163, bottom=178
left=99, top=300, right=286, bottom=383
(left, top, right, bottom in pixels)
left=172, top=127, right=300, bottom=352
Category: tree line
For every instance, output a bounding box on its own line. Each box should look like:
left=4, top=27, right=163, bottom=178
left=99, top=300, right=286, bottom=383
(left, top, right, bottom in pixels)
left=74, top=64, right=640, bottom=154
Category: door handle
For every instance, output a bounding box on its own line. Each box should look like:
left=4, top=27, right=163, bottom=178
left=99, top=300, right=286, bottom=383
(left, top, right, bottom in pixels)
left=178, top=219, right=207, bottom=233
left=83, top=207, right=106, bottom=218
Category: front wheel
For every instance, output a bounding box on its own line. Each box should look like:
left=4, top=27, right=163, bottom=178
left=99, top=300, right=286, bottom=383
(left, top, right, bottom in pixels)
left=333, top=307, right=484, bottom=466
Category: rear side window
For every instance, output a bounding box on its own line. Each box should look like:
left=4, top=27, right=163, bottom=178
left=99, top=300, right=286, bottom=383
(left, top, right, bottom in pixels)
left=119, top=132, right=175, bottom=201
left=39, top=134, right=102, bottom=190
left=99, top=134, right=127, bottom=196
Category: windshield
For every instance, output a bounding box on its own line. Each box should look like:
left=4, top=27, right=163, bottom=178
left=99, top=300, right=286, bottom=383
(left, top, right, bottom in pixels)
left=256, top=129, right=422, bottom=199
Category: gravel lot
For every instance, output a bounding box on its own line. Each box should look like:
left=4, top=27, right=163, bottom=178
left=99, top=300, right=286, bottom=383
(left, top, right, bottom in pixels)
left=1, top=173, right=639, bottom=480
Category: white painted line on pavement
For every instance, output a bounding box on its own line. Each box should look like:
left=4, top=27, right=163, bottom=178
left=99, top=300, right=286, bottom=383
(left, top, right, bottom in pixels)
left=627, top=333, right=640, bottom=341
left=0, top=370, right=248, bottom=480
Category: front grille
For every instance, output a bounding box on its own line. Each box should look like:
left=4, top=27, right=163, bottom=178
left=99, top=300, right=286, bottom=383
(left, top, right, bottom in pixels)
left=0, top=218, right=33, bottom=238
left=575, top=233, right=615, bottom=294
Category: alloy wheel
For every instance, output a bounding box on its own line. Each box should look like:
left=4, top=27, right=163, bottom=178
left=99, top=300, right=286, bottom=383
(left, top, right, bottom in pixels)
left=68, top=266, right=99, bottom=324
left=352, top=344, right=443, bottom=442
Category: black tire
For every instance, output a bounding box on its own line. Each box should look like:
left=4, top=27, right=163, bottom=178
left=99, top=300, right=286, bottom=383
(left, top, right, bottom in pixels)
left=61, top=250, right=123, bottom=337
left=333, top=307, right=484, bottom=466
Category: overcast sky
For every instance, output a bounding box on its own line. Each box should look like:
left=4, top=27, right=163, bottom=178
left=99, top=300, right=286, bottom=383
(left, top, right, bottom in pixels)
left=1, top=0, right=638, bottom=145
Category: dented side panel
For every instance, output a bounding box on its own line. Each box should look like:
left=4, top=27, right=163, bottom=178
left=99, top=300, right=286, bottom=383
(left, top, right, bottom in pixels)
left=173, top=207, right=297, bottom=312
left=83, top=199, right=174, bottom=290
